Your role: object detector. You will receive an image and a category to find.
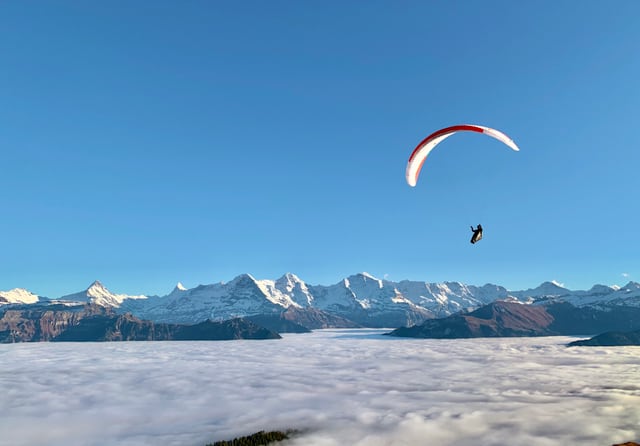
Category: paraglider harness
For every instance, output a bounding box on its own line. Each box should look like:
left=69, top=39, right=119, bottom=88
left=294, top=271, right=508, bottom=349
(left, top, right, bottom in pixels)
left=470, top=225, right=483, bottom=244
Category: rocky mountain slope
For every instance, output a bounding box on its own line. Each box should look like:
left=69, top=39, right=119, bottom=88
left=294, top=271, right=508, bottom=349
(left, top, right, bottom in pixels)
left=0, top=304, right=280, bottom=342
left=0, top=303, right=108, bottom=342
left=388, top=301, right=557, bottom=338
left=388, top=300, right=640, bottom=338
left=245, top=306, right=361, bottom=333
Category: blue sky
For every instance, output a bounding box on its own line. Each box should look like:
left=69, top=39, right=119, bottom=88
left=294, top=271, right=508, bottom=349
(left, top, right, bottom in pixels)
left=2, top=1, right=639, bottom=297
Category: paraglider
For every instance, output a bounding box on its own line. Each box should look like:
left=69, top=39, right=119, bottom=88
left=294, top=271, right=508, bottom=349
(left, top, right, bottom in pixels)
left=405, top=124, right=519, bottom=244
left=470, top=224, right=483, bottom=244
left=405, top=124, right=519, bottom=188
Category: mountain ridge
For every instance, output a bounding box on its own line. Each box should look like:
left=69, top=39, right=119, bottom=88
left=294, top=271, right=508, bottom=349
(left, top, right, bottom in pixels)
left=3, top=273, right=639, bottom=328
left=0, top=303, right=281, bottom=343
left=388, top=300, right=640, bottom=338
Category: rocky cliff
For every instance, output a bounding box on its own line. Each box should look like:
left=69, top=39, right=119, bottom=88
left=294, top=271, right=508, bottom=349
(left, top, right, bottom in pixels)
left=0, top=304, right=280, bottom=342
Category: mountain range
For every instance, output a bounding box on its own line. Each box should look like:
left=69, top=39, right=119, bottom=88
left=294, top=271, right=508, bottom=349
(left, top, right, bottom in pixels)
left=2, top=273, right=640, bottom=330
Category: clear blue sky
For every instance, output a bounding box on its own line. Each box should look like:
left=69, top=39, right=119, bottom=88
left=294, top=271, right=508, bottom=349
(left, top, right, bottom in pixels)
left=2, top=1, right=639, bottom=298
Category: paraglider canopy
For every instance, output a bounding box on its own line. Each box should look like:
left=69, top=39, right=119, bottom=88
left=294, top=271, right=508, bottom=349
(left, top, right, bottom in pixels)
left=406, top=124, right=519, bottom=187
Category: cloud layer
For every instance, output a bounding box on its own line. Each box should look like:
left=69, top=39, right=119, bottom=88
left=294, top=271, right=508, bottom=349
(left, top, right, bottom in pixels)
left=1, top=330, right=639, bottom=446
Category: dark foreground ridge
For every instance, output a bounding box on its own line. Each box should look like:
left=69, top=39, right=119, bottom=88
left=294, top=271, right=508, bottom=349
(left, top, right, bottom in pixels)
left=387, top=300, right=640, bottom=339
left=388, top=301, right=557, bottom=338
left=0, top=304, right=280, bottom=342
left=568, top=329, right=640, bottom=347
left=246, top=306, right=361, bottom=333
left=207, top=430, right=296, bottom=446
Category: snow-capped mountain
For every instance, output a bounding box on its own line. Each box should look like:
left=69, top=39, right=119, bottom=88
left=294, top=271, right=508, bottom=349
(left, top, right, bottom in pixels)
left=510, top=281, right=570, bottom=301
left=512, top=280, right=640, bottom=308
left=120, top=274, right=302, bottom=324
left=307, top=273, right=432, bottom=326
left=9, top=273, right=640, bottom=328
left=558, top=281, right=640, bottom=308
left=0, top=288, right=41, bottom=305
left=57, top=281, right=147, bottom=307
left=173, top=282, right=187, bottom=293
left=274, top=273, right=314, bottom=307
left=392, top=280, right=510, bottom=316
left=57, top=272, right=512, bottom=326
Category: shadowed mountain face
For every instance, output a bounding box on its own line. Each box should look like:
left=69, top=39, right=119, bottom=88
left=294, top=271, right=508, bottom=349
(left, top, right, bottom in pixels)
left=245, top=307, right=362, bottom=333
left=54, top=315, right=281, bottom=342
left=279, top=306, right=361, bottom=329
left=0, top=304, right=112, bottom=342
left=52, top=313, right=162, bottom=341
left=568, top=330, right=640, bottom=347
left=0, top=304, right=280, bottom=342
left=388, top=300, right=640, bottom=339
left=545, top=302, right=640, bottom=335
left=388, top=301, right=557, bottom=338
left=170, top=318, right=280, bottom=341
left=244, top=314, right=311, bottom=334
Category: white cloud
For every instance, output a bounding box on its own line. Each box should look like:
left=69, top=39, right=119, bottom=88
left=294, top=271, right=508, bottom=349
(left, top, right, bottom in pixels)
left=622, top=273, right=630, bottom=278
left=1, top=331, right=639, bottom=446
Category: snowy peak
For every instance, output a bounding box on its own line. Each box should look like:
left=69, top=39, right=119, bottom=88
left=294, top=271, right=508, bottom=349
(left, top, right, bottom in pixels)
left=621, top=281, right=640, bottom=292
left=0, top=288, right=40, bottom=304
left=334, top=273, right=410, bottom=311
left=346, top=272, right=383, bottom=290
left=170, top=282, right=187, bottom=295
left=539, top=281, right=569, bottom=293
left=587, top=284, right=616, bottom=295
left=226, top=273, right=259, bottom=289
left=87, top=280, right=111, bottom=298
left=513, top=281, right=569, bottom=299
left=58, top=281, right=147, bottom=307
left=612, top=281, right=640, bottom=302
left=476, top=283, right=510, bottom=301
left=277, top=272, right=301, bottom=283
left=274, top=272, right=303, bottom=291
left=389, top=279, right=510, bottom=317
left=274, top=273, right=313, bottom=306
left=526, top=280, right=640, bottom=308
left=143, top=273, right=302, bottom=323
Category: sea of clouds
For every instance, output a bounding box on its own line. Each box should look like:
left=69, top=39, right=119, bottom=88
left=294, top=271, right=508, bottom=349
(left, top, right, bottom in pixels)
left=1, top=329, right=639, bottom=446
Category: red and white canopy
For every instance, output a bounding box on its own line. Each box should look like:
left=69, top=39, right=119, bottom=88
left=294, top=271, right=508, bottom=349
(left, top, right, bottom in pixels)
left=406, top=124, right=519, bottom=187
